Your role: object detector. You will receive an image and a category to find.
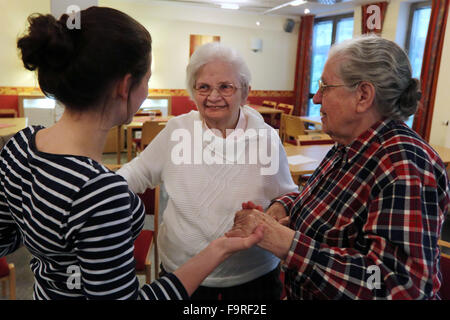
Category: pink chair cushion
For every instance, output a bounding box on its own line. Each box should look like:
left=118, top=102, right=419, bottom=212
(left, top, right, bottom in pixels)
left=0, top=257, right=9, bottom=277
left=137, top=189, right=157, bottom=215
left=440, top=256, right=450, bottom=300
left=133, top=230, right=153, bottom=271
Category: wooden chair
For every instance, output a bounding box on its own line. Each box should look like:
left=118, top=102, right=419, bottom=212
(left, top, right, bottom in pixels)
left=281, top=114, right=306, bottom=146
left=439, top=239, right=450, bottom=300
left=135, top=187, right=160, bottom=283
left=262, top=100, right=277, bottom=108
left=132, top=121, right=166, bottom=158
left=0, top=257, right=16, bottom=300
left=276, top=103, right=294, bottom=115
left=0, top=109, right=17, bottom=118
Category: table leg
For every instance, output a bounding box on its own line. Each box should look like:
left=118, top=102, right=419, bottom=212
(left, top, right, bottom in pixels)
left=116, top=125, right=121, bottom=165
left=127, top=127, right=133, bottom=162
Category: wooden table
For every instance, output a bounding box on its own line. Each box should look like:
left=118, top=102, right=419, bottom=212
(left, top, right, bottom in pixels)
left=248, top=104, right=283, bottom=126
left=0, top=118, right=28, bottom=148
left=299, top=116, right=322, bottom=126
left=121, top=116, right=173, bottom=163
left=284, top=144, right=333, bottom=183
left=285, top=143, right=450, bottom=182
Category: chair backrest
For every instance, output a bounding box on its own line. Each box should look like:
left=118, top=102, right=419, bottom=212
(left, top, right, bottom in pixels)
left=277, top=103, right=294, bottom=115
left=262, top=100, right=277, bottom=108
left=137, top=186, right=160, bottom=280
left=137, top=186, right=160, bottom=217
left=141, top=121, right=166, bottom=149
left=0, top=109, right=17, bottom=118
left=281, top=114, right=306, bottom=144
left=0, top=257, right=9, bottom=277
left=439, top=239, right=450, bottom=300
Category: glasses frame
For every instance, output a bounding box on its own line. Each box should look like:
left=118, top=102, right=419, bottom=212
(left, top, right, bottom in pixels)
left=193, top=82, right=242, bottom=97
left=317, top=79, right=362, bottom=95
left=317, top=79, right=346, bottom=94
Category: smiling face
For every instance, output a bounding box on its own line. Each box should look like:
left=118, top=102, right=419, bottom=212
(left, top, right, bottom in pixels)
left=193, top=60, right=246, bottom=131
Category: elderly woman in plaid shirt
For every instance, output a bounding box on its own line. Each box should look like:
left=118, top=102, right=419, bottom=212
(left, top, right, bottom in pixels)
left=228, top=35, right=449, bottom=299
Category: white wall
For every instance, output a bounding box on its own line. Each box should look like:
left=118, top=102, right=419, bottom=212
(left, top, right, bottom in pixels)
left=0, top=0, right=50, bottom=87
left=0, top=0, right=298, bottom=91
left=379, top=0, right=450, bottom=146
left=101, top=0, right=298, bottom=91
left=429, top=11, right=450, bottom=147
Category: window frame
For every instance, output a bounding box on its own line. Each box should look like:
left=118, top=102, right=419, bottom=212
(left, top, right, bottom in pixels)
left=314, top=13, right=354, bottom=46
left=404, top=0, right=432, bottom=56
left=307, top=12, right=354, bottom=116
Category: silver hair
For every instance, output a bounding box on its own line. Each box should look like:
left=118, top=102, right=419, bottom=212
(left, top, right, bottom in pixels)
left=328, top=35, right=421, bottom=121
left=186, top=42, right=251, bottom=101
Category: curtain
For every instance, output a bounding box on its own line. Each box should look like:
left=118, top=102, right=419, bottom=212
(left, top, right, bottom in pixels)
left=361, top=2, right=388, bottom=34
left=413, top=0, right=449, bottom=141
left=293, top=15, right=314, bottom=116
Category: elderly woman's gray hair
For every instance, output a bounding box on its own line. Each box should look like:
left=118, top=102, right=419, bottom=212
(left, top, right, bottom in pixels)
left=186, top=42, right=251, bottom=101
left=328, top=35, right=421, bottom=121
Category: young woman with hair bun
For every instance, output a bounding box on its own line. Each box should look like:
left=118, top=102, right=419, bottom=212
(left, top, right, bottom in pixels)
left=0, top=6, right=263, bottom=300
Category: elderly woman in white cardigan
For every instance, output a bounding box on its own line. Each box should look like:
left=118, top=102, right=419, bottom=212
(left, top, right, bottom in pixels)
left=118, top=42, right=298, bottom=300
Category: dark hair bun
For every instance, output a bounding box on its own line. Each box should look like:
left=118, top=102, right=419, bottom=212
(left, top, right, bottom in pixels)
left=16, top=7, right=151, bottom=110
left=397, top=78, right=421, bottom=118
left=17, top=14, right=74, bottom=72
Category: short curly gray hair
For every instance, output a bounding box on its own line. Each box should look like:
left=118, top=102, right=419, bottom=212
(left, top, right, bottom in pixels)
left=328, top=35, right=421, bottom=121
left=186, top=42, right=251, bottom=101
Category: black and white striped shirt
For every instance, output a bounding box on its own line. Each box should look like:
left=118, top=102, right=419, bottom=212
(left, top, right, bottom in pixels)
left=0, top=126, right=188, bottom=300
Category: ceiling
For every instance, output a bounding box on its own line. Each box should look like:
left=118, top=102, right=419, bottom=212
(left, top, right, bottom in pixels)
left=151, top=0, right=376, bottom=17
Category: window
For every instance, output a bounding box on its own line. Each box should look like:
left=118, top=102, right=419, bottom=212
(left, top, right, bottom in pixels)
left=404, top=1, right=432, bottom=127
left=308, top=14, right=354, bottom=117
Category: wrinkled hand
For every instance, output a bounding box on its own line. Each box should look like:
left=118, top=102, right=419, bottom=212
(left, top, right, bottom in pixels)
left=226, top=209, right=295, bottom=260
left=266, top=202, right=289, bottom=225
left=241, top=201, right=263, bottom=211
left=241, top=201, right=289, bottom=225
left=212, top=224, right=264, bottom=257
left=226, top=209, right=270, bottom=239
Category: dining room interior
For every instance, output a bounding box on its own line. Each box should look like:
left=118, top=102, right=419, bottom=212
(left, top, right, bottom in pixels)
left=0, top=0, right=450, bottom=300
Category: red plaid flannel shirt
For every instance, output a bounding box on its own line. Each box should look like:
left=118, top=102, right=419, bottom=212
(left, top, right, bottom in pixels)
left=276, top=119, right=449, bottom=299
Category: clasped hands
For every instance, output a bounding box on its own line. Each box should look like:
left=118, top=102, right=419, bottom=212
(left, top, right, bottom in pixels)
left=225, top=201, right=295, bottom=260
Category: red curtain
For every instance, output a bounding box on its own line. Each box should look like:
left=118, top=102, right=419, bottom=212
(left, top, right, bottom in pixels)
left=413, top=0, right=449, bottom=141
left=293, top=15, right=314, bottom=116
left=361, top=2, right=388, bottom=34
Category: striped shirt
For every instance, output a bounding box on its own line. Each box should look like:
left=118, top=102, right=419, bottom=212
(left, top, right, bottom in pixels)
left=0, top=126, right=188, bottom=300
left=276, top=119, right=449, bottom=299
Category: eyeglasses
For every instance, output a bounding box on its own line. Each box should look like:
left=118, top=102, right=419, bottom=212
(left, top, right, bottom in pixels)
left=317, top=79, right=346, bottom=94
left=194, top=82, right=241, bottom=97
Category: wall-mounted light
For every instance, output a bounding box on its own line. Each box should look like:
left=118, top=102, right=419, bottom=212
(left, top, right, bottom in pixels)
left=304, top=8, right=310, bottom=14
left=251, top=38, right=263, bottom=52
left=221, top=3, right=239, bottom=9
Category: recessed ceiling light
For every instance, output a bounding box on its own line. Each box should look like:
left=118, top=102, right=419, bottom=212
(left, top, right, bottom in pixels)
left=256, top=21, right=261, bottom=26
left=221, top=3, right=239, bottom=9
left=304, top=8, right=310, bottom=14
